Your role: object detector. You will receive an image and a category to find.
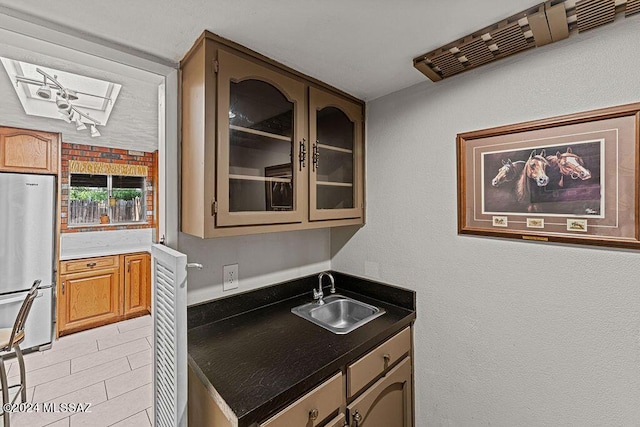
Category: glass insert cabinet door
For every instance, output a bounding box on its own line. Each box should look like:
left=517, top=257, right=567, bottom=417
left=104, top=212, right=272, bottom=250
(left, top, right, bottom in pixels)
left=216, top=49, right=306, bottom=226
left=309, top=87, right=364, bottom=221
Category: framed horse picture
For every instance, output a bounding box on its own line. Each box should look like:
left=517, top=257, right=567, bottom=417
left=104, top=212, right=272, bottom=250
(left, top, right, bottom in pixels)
left=457, top=102, right=640, bottom=249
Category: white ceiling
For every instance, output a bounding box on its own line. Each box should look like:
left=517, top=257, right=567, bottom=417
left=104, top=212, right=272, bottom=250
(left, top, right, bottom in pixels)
left=0, top=0, right=541, bottom=101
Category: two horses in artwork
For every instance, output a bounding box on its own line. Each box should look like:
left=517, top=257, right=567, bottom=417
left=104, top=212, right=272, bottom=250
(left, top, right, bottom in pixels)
left=491, top=147, right=592, bottom=208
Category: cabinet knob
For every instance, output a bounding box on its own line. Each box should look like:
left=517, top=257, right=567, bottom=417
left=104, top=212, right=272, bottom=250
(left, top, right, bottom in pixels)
left=309, top=408, right=319, bottom=421
left=383, top=353, right=391, bottom=369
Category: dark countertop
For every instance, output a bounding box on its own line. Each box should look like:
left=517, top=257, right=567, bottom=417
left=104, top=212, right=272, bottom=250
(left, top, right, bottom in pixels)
left=187, top=271, right=416, bottom=427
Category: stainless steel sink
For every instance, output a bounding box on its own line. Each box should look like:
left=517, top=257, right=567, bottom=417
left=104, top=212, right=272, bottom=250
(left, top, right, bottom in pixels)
left=291, top=294, right=385, bottom=334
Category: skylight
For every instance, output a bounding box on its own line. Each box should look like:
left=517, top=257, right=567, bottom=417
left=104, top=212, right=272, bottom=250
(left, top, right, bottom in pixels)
left=1, top=57, right=122, bottom=135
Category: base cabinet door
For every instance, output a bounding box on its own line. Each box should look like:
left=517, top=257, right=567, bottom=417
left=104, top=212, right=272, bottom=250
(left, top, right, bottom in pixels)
left=58, top=268, right=120, bottom=335
left=122, top=253, right=151, bottom=317
left=347, top=357, right=412, bottom=427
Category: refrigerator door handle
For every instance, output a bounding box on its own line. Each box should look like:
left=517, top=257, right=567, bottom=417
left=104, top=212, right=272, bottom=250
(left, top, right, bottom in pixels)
left=0, top=290, right=43, bottom=305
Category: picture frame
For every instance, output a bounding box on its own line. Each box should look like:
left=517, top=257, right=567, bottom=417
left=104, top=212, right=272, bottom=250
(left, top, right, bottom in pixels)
left=265, top=163, right=293, bottom=211
left=457, top=102, right=640, bottom=249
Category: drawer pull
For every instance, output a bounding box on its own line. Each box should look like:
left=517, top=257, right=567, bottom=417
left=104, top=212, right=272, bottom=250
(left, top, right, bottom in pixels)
left=383, top=353, right=391, bottom=369
left=309, top=408, right=319, bottom=421
left=86, top=262, right=97, bottom=268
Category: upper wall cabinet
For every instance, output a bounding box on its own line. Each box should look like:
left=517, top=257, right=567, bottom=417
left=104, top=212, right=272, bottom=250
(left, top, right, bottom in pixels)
left=309, top=87, right=363, bottom=221
left=0, top=127, right=59, bottom=175
left=181, top=32, right=365, bottom=238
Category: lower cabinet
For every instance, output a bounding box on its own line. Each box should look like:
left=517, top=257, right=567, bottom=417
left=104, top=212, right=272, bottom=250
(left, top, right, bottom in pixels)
left=58, top=265, right=121, bottom=334
left=121, top=253, right=151, bottom=318
left=347, top=358, right=412, bottom=427
left=58, top=252, right=151, bottom=336
left=189, top=327, right=413, bottom=427
left=259, top=372, right=343, bottom=427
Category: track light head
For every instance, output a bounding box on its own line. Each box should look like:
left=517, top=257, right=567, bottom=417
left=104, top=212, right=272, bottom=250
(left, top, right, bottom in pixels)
left=90, top=124, right=101, bottom=138
left=36, top=85, right=51, bottom=99
left=75, top=117, right=87, bottom=131
left=55, top=93, right=70, bottom=110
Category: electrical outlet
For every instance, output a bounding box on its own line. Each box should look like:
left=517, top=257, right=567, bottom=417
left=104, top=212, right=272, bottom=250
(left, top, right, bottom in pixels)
left=223, top=264, right=239, bottom=291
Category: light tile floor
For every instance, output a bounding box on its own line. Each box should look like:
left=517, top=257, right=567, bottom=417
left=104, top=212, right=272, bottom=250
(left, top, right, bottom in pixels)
left=1, top=315, right=153, bottom=427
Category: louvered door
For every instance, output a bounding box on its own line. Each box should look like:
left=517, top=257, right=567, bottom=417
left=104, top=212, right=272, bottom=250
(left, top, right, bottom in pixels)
left=151, top=244, right=188, bottom=427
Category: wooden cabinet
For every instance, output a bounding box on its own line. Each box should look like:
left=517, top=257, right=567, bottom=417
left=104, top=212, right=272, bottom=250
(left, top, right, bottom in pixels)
left=260, top=372, right=343, bottom=427
left=0, top=127, right=59, bottom=174
left=121, top=253, right=151, bottom=318
left=309, top=87, right=364, bottom=222
left=58, top=252, right=151, bottom=336
left=181, top=31, right=365, bottom=238
left=347, top=327, right=411, bottom=397
left=58, top=256, right=121, bottom=335
left=347, top=358, right=412, bottom=427
left=346, top=328, right=413, bottom=427
left=190, top=327, right=413, bottom=427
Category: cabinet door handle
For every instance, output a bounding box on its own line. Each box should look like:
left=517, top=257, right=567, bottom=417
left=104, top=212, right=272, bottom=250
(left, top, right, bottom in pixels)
left=127, top=261, right=130, bottom=273
left=86, top=262, right=97, bottom=268
left=312, top=141, right=319, bottom=171
left=309, top=408, right=319, bottom=421
left=62, top=281, right=65, bottom=295
left=351, top=410, right=362, bottom=427
left=299, top=138, right=307, bottom=170
left=383, top=353, right=391, bottom=369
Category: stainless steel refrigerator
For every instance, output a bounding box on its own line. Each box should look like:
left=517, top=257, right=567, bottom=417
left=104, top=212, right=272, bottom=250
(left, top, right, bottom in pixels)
left=0, top=172, right=55, bottom=351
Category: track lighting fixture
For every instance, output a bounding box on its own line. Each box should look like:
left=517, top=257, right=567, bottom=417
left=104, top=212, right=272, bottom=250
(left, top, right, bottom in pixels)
left=15, top=67, right=106, bottom=137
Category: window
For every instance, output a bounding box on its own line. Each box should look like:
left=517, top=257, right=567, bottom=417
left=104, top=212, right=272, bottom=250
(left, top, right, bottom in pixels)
left=69, top=174, right=146, bottom=225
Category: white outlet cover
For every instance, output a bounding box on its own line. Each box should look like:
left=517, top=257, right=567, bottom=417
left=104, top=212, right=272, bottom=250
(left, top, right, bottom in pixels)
left=223, top=264, right=239, bottom=291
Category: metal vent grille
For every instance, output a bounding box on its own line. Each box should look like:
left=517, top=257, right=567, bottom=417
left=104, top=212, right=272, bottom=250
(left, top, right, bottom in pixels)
left=490, top=22, right=535, bottom=57
left=458, top=38, right=495, bottom=68
left=575, top=0, right=616, bottom=32
left=414, top=0, right=637, bottom=82
left=626, top=0, right=640, bottom=17
left=152, top=244, right=188, bottom=427
left=429, top=50, right=465, bottom=78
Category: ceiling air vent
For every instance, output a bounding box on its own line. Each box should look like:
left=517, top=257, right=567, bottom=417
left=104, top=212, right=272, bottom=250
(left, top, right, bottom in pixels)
left=414, top=0, right=636, bottom=82
left=625, top=0, right=640, bottom=16
left=575, top=0, right=616, bottom=32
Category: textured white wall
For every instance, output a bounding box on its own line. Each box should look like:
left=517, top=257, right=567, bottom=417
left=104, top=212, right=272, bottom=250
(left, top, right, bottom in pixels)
left=180, top=228, right=331, bottom=305
left=332, top=17, right=640, bottom=426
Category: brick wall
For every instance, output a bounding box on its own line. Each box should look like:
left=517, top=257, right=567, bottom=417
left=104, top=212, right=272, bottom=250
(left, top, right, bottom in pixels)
left=61, top=142, right=156, bottom=233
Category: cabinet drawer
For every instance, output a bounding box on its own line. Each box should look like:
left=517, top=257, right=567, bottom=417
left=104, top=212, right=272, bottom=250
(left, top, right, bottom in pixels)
left=260, top=372, right=343, bottom=427
left=347, top=327, right=411, bottom=398
left=60, top=256, right=119, bottom=274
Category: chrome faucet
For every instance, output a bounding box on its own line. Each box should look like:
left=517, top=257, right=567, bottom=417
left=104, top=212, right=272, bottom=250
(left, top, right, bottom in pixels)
left=313, top=272, right=336, bottom=303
